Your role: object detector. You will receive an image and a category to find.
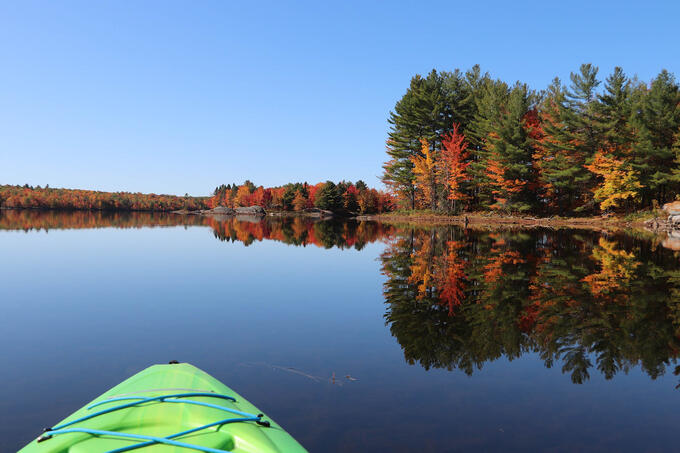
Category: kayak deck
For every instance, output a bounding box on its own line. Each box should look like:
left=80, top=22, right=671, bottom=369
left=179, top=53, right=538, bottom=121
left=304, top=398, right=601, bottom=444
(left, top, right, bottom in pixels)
left=18, top=363, right=307, bottom=453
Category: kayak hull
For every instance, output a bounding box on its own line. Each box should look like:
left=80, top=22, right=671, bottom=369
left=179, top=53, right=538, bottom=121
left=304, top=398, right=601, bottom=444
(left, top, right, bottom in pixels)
left=18, top=363, right=308, bottom=453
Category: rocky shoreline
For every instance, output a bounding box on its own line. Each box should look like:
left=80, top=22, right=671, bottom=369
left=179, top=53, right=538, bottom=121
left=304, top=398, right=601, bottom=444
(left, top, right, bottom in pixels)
left=173, top=203, right=680, bottom=252
left=173, top=206, right=337, bottom=219
left=640, top=201, right=680, bottom=250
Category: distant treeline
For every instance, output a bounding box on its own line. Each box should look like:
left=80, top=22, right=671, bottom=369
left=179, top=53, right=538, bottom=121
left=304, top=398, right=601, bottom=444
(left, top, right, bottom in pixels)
left=0, top=181, right=394, bottom=215
left=383, top=64, right=680, bottom=214
left=209, top=180, right=394, bottom=214
left=0, top=184, right=208, bottom=211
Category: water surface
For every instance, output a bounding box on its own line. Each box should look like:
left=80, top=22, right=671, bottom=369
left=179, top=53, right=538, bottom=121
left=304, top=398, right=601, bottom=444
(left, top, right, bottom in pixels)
left=1, top=210, right=678, bottom=452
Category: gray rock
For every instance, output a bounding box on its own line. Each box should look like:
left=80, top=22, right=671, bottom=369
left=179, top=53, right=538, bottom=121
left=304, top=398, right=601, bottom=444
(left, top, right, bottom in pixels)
left=211, top=206, right=235, bottom=215
left=235, top=206, right=266, bottom=215
left=663, top=201, right=680, bottom=217
left=303, top=208, right=334, bottom=218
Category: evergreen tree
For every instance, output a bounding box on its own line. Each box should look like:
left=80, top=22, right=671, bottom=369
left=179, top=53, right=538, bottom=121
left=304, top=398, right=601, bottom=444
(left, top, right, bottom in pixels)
left=314, top=181, right=342, bottom=211
left=565, top=64, right=601, bottom=211
left=631, top=70, right=680, bottom=204
left=536, top=74, right=596, bottom=213
left=383, top=70, right=452, bottom=209
left=282, top=183, right=307, bottom=210
left=485, top=83, right=537, bottom=212
left=466, top=77, right=510, bottom=209
left=343, top=185, right=359, bottom=212
left=594, top=67, right=634, bottom=156
left=440, top=69, right=476, bottom=136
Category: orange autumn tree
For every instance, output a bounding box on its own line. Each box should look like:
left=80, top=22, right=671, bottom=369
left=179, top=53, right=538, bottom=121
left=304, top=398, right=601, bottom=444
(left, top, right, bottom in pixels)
left=436, top=241, right=467, bottom=315
left=410, top=139, right=438, bottom=210
left=440, top=123, right=470, bottom=212
left=292, top=190, right=307, bottom=211
left=485, top=132, right=526, bottom=212
left=234, top=184, right=252, bottom=207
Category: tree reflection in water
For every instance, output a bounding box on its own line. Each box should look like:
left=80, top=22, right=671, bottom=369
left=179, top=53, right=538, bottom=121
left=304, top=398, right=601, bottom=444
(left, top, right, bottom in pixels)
left=381, top=226, right=680, bottom=387
left=0, top=209, right=394, bottom=251
left=3, top=209, right=678, bottom=387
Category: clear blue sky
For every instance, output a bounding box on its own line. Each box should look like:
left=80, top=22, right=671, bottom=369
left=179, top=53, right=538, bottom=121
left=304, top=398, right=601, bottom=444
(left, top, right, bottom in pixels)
left=2, top=1, right=678, bottom=196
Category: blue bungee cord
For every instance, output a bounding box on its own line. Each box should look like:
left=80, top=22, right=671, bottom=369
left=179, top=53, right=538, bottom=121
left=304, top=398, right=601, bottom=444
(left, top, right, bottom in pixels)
left=88, top=395, right=256, bottom=419
left=41, top=428, right=234, bottom=453
left=105, top=415, right=262, bottom=453
left=37, top=392, right=271, bottom=453
left=49, top=393, right=237, bottom=431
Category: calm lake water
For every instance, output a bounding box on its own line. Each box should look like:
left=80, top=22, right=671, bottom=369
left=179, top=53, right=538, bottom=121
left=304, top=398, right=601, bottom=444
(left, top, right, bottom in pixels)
left=2, top=210, right=679, bottom=452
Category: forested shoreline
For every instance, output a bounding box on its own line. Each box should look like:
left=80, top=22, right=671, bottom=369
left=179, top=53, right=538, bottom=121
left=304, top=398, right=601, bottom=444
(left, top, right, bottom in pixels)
left=0, top=184, right=208, bottom=211
left=383, top=64, right=680, bottom=215
left=207, top=180, right=392, bottom=214
left=0, top=180, right=394, bottom=215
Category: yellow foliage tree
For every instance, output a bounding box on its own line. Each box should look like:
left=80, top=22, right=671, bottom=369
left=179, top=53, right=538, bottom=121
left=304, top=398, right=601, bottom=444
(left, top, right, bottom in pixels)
left=408, top=235, right=434, bottom=300
left=585, top=152, right=642, bottom=211
left=410, top=139, right=438, bottom=210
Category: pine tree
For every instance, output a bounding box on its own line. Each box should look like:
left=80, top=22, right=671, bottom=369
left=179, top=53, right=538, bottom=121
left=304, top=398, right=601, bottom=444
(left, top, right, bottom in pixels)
left=673, top=130, right=680, bottom=186
left=383, top=70, right=453, bottom=209
left=343, top=184, right=359, bottom=212
left=565, top=64, right=601, bottom=211
left=594, top=67, right=634, bottom=157
left=536, top=73, right=596, bottom=213
left=484, top=83, right=537, bottom=213
left=314, top=181, right=342, bottom=211
left=466, top=77, right=509, bottom=209
left=631, top=70, right=680, bottom=204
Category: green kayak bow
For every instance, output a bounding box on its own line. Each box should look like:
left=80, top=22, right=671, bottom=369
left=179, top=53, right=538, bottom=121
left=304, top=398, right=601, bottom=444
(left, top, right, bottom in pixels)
left=18, top=362, right=308, bottom=453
